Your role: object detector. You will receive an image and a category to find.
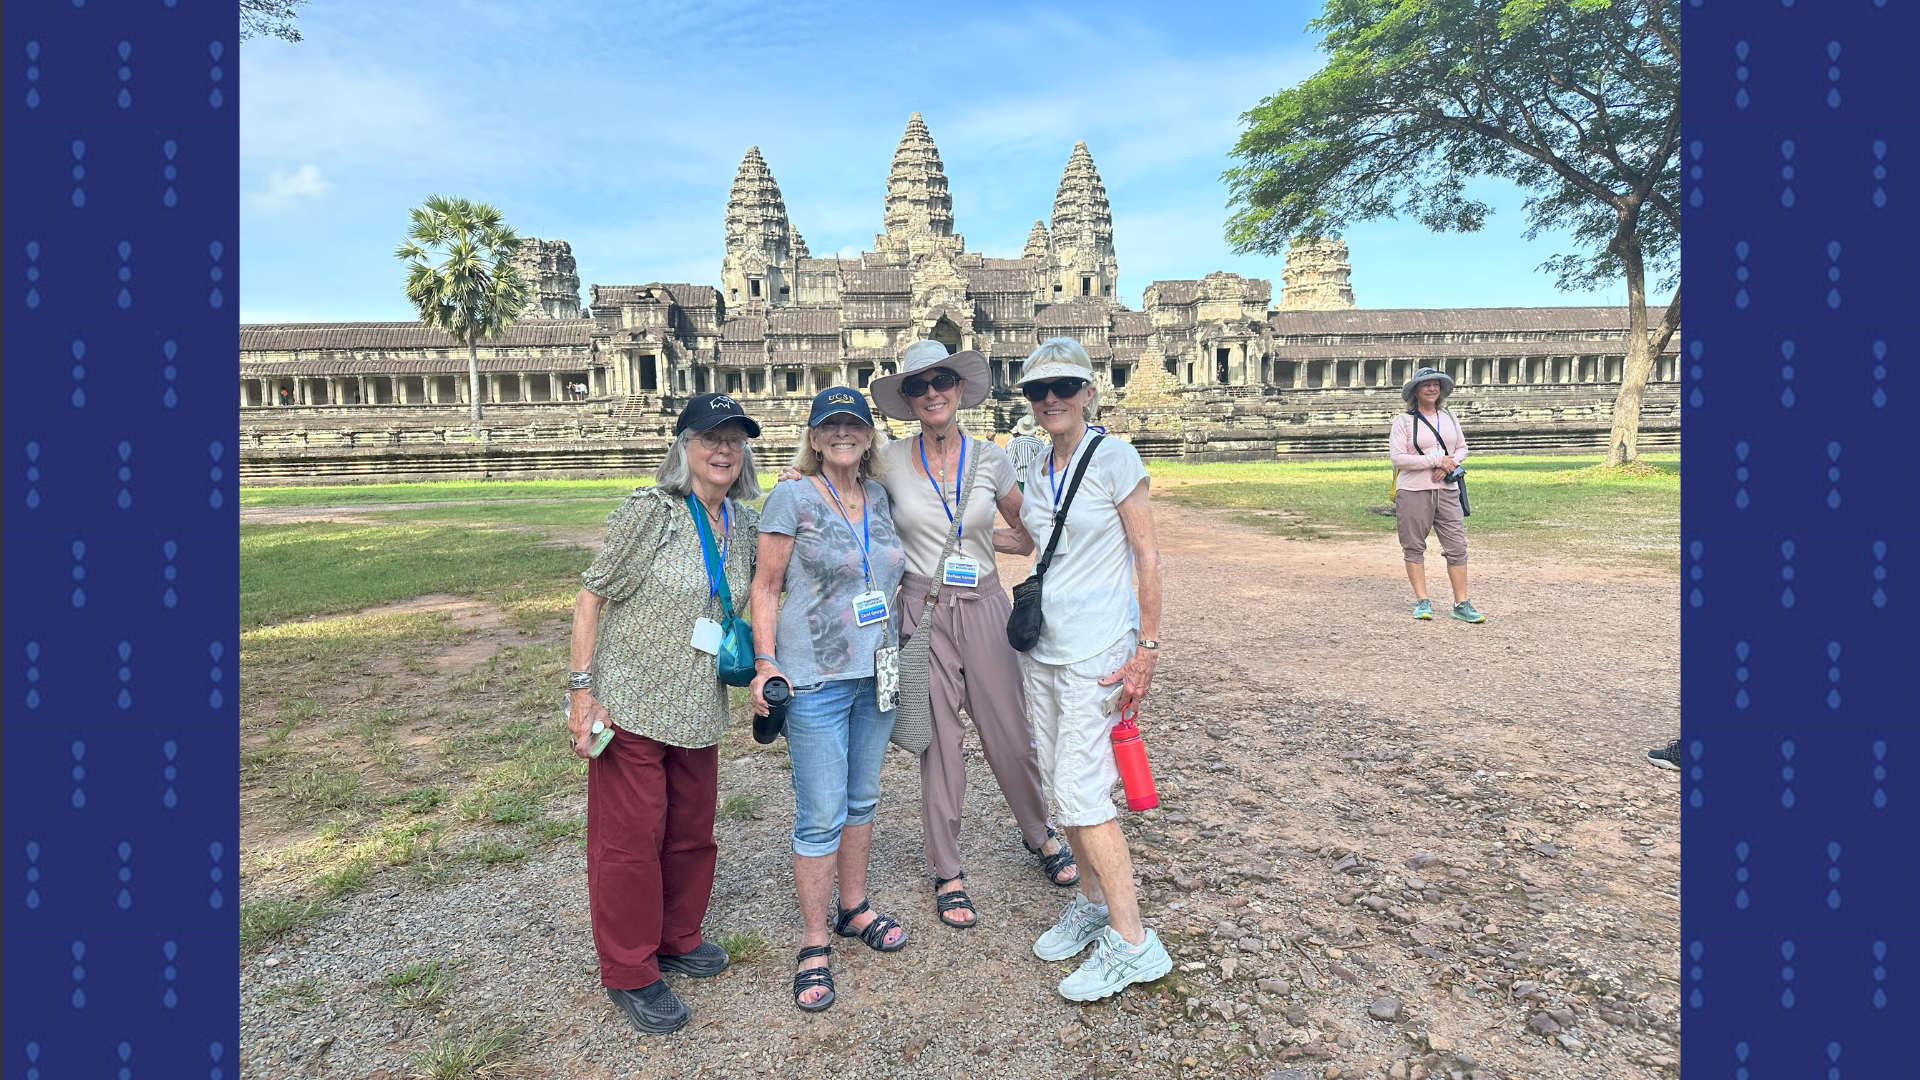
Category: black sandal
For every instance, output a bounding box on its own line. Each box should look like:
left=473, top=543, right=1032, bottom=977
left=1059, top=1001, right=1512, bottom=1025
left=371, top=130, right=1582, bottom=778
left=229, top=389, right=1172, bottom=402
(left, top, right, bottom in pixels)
left=932, top=874, right=977, bottom=929
left=833, top=898, right=908, bottom=952
left=792, top=945, right=835, bottom=1012
left=1024, top=827, right=1080, bottom=887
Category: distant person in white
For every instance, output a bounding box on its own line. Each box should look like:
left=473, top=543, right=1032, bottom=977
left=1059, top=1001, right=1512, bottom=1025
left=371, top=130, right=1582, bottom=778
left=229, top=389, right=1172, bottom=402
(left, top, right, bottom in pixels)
left=1011, top=337, right=1173, bottom=1001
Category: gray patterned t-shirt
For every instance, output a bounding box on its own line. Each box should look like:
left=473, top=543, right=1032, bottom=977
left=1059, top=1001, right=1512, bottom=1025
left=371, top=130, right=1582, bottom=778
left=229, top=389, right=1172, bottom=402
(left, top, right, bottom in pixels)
left=758, top=476, right=906, bottom=686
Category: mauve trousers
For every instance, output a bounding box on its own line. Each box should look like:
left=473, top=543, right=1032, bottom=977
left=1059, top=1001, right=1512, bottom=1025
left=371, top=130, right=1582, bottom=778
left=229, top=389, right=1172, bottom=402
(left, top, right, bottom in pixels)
left=898, top=570, right=1053, bottom=881
left=586, top=727, right=718, bottom=989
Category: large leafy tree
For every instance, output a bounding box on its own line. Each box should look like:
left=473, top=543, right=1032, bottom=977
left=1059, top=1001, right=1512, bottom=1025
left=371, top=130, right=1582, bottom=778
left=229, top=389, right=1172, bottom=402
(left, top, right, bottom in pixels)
left=395, top=196, right=533, bottom=424
left=1225, top=0, right=1680, bottom=464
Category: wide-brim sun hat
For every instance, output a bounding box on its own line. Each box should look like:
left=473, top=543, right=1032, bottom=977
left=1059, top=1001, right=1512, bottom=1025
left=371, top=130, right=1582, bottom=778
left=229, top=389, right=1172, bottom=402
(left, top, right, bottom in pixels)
left=807, top=386, right=875, bottom=428
left=869, top=339, right=989, bottom=420
left=675, top=392, right=762, bottom=438
left=1014, top=338, right=1095, bottom=386
left=1401, top=366, right=1455, bottom=403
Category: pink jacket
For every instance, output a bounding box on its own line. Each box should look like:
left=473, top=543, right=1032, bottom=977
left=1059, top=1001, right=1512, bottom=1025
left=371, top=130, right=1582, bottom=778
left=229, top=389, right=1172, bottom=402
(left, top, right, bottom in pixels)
left=1390, top=410, right=1469, bottom=492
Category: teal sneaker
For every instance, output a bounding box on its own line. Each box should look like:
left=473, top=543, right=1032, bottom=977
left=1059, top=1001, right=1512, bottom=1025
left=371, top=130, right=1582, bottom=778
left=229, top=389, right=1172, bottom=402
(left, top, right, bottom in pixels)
left=1057, top=927, right=1172, bottom=1001
left=1412, top=598, right=1433, bottom=620
left=1451, top=600, right=1486, bottom=624
left=1033, top=893, right=1109, bottom=962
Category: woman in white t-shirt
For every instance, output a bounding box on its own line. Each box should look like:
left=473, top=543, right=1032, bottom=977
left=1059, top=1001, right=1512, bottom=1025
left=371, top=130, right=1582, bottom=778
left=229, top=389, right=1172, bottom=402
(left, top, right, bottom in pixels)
left=865, top=340, right=1080, bottom=930
left=1011, top=337, right=1172, bottom=1002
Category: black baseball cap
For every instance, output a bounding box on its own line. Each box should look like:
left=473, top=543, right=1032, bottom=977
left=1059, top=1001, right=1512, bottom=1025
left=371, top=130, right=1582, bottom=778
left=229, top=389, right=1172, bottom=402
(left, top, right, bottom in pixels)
left=674, top=393, right=762, bottom=438
left=807, top=386, right=874, bottom=427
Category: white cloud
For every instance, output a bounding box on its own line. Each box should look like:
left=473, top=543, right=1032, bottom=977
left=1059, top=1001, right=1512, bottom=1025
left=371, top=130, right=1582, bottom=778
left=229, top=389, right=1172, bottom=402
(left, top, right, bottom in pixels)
left=249, top=165, right=333, bottom=212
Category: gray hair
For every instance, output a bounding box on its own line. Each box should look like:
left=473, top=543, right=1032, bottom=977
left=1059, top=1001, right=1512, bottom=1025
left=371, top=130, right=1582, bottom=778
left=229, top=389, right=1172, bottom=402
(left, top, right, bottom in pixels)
left=1024, top=337, right=1102, bottom=423
left=655, top=423, right=763, bottom=502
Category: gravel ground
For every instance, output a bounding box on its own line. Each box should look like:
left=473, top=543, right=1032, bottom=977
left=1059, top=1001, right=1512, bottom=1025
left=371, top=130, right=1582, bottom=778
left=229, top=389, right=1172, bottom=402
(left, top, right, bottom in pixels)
left=240, top=499, right=1679, bottom=1080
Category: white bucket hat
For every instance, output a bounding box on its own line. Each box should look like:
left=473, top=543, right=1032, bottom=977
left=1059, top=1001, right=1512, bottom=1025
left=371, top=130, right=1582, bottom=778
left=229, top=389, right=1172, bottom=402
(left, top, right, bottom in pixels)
left=869, top=339, right=989, bottom=420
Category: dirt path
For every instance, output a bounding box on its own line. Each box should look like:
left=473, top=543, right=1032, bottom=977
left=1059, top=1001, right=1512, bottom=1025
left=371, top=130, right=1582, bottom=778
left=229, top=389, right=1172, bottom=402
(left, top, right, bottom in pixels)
left=241, top=497, right=1679, bottom=1080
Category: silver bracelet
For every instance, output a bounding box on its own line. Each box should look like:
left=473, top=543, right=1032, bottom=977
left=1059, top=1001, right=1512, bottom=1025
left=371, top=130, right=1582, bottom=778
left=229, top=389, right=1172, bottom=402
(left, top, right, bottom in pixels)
left=567, top=670, right=594, bottom=690
left=1137, top=639, right=1159, bottom=651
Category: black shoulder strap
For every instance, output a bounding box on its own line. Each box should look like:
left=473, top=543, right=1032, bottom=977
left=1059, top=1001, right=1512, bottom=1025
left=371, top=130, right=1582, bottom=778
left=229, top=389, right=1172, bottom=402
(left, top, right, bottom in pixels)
left=1034, top=433, right=1104, bottom=577
left=1412, top=411, right=1450, bottom=456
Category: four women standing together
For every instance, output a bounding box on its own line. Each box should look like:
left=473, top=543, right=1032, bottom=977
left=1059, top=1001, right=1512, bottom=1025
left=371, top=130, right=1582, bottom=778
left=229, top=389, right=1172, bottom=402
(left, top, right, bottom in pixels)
left=569, top=336, right=1170, bottom=1033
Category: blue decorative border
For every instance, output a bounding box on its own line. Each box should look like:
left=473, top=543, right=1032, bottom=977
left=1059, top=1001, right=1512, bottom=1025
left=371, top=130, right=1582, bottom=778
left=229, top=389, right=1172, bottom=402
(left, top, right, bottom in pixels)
left=1682, top=0, right=1916, bottom=1073
left=3, top=1, right=239, bottom=1074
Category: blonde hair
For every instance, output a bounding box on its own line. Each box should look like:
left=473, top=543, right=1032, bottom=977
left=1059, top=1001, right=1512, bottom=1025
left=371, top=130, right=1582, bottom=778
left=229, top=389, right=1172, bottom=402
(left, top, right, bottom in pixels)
left=793, top=419, right=889, bottom=481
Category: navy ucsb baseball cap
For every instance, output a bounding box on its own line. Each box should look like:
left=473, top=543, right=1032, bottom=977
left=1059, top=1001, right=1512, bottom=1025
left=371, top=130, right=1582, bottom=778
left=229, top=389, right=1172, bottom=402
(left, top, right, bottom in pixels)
left=674, top=393, right=762, bottom=438
left=807, top=387, right=874, bottom=427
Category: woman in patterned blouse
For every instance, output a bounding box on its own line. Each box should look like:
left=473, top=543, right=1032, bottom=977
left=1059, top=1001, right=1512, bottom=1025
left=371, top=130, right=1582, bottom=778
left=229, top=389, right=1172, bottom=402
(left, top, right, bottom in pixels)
left=566, top=393, right=763, bottom=1036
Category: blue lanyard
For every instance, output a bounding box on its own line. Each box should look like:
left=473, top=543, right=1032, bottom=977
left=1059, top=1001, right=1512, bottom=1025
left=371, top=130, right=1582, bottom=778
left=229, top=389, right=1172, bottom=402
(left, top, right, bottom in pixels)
left=820, top=476, right=874, bottom=589
left=1047, top=427, right=1093, bottom=512
left=686, top=495, right=730, bottom=603
left=919, top=433, right=966, bottom=537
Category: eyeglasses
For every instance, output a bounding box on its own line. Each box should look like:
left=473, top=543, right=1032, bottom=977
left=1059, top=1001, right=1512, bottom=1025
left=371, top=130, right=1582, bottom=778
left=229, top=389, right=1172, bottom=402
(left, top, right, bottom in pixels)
left=694, top=431, right=749, bottom=451
left=902, top=370, right=961, bottom=398
left=1021, top=378, right=1089, bottom=402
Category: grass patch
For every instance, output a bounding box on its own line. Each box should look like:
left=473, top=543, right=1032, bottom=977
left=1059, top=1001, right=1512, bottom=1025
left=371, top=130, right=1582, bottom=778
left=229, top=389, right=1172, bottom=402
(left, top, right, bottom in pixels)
left=241, top=522, right=590, bottom=628
left=386, top=960, right=458, bottom=1009
left=1151, top=453, right=1679, bottom=568
left=240, top=896, right=335, bottom=950
left=242, top=477, right=657, bottom=507
left=459, top=838, right=530, bottom=867
left=383, top=787, right=448, bottom=814
left=261, top=975, right=323, bottom=1008
left=315, top=854, right=376, bottom=896
left=284, top=763, right=364, bottom=811
left=716, top=928, right=771, bottom=965
left=523, top=816, right=585, bottom=842
left=409, top=1012, right=528, bottom=1080
left=372, top=500, right=631, bottom=528
left=718, top=792, right=760, bottom=821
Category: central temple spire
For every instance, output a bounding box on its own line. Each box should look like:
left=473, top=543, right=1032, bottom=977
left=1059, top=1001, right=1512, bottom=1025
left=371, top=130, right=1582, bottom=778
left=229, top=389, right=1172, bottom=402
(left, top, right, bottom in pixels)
left=1045, top=141, right=1118, bottom=301
left=877, top=112, right=957, bottom=251
left=722, top=145, right=801, bottom=309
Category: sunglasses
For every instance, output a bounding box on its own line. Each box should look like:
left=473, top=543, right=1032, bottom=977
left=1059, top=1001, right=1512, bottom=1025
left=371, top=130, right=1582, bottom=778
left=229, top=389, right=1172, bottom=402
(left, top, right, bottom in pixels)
left=1021, top=377, right=1089, bottom=402
left=902, top=369, right=961, bottom=398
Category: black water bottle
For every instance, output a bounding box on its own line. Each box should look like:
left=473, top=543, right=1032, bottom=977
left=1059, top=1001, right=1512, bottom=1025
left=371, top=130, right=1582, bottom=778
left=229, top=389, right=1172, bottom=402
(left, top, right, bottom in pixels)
left=755, top=676, right=791, bottom=744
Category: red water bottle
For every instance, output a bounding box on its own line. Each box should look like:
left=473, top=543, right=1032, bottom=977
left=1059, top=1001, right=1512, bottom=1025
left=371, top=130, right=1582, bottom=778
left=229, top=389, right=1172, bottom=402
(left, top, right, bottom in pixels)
left=1110, top=704, right=1159, bottom=811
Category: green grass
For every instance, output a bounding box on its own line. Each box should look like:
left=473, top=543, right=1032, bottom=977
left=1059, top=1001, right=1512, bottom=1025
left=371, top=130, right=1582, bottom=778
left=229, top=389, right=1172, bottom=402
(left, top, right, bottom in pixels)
left=386, top=960, right=458, bottom=1009
left=410, top=1013, right=527, bottom=1079
left=241, top=477, right=656, bottom=507
left=240, top=896, right=335, bottom=950
left=716, top=928, right=771, bottom=964
left=718, top=791, right=760, bottom=820
left=262, top=975, right=323, bottom=1008
left=241, top=522, right=591, bottom=628
left=372, top=499, right=632, bottom=527
left=1150, top=453, right=1679, bottom=567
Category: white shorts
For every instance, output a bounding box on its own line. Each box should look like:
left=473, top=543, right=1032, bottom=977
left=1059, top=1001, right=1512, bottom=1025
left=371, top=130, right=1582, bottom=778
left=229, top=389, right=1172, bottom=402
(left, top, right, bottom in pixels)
left=1021, top=631, right=1134, bottom=828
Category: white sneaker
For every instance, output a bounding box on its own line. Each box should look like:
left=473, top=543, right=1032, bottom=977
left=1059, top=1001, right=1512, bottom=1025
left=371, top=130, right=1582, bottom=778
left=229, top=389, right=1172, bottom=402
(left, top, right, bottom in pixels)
left=1057, top=926, right=1173, bottom=1001
left=1032, top=894, right=1110, bottom=962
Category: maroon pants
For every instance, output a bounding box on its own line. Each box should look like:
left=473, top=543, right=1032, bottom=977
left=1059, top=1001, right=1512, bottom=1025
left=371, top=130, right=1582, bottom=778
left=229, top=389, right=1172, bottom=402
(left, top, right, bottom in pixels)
left=586, top=728, right=719, bottom=989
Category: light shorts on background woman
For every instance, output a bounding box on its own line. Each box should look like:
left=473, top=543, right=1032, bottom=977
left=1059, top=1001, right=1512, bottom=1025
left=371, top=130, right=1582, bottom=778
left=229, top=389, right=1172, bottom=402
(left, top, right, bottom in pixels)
left=1020, top=631, right=1135, bottom=829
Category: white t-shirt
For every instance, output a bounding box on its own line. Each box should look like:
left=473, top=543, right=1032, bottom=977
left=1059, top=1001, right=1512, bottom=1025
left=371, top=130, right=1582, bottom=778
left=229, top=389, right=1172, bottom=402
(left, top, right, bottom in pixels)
left=1016, top=432, right=1150, bottom=666
left=875, top=435, right=1017, bottom=578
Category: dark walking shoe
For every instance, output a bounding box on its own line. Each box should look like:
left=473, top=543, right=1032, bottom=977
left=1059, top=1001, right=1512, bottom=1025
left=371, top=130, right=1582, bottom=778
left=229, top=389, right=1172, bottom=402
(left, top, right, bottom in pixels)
left=606, top=980, right=689, bottom=1034
left=657, top=940, right=730, bottom=978
left=1646, top=740, right=1681, bottom=771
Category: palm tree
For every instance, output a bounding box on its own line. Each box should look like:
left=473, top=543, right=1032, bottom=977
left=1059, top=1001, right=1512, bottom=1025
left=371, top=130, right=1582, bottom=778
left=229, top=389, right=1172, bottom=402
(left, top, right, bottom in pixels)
left=395, top=195, right=533, bottom=424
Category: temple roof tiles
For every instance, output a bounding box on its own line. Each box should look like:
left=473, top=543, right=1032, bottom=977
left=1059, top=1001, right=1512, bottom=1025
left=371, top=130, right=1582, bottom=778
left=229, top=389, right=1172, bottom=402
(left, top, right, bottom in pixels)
left=1267, top=306, right=1662, bottom=336
left=767, top=308, right=841, bottom=335
left=239, top=320, right=595, bottom=352
left=1035, top=300, right=1114, bottom=328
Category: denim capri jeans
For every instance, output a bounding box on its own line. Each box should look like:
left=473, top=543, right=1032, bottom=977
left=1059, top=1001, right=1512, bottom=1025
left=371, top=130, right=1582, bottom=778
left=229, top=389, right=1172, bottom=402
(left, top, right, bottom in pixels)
left=784, top=677, right=896, bottom=857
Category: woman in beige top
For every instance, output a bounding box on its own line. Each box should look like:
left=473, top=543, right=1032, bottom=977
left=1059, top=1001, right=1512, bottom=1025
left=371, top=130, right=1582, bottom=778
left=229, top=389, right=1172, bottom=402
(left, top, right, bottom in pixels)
left=868, top=339, right=1079, bottom=929
left=565, top=394, right=762, bottom=1035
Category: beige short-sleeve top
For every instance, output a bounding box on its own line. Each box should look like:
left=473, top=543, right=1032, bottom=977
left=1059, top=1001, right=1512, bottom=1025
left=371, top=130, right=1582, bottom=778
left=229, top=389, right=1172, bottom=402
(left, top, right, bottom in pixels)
left=876, top=433, right=1017, bottom=578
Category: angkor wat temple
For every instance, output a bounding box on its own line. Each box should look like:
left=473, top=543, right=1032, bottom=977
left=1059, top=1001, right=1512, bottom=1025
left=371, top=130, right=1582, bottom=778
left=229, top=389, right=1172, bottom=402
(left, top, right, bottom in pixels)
left=237, top=113, right=1677, bottom=483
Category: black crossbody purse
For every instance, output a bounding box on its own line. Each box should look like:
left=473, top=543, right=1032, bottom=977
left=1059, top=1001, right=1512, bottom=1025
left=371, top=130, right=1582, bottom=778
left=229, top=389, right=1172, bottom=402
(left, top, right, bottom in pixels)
left=1007, top=433, right=1104, bottom=653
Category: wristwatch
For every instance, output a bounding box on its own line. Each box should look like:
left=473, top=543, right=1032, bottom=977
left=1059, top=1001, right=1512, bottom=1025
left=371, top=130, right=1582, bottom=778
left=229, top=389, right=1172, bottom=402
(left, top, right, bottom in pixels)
left=1137, top=639, right=1159, bottom=650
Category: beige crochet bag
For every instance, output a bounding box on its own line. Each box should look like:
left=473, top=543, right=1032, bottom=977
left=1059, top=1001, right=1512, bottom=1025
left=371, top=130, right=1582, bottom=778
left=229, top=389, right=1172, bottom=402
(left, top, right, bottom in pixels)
left=889, top=436, right=980, bottom=755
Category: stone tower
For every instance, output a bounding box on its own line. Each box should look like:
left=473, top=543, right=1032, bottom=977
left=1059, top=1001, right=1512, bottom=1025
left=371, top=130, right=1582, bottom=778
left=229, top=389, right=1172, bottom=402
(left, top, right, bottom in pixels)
left=1023, top=220, right=1050, bottom=261
left=1279, top=237, right=1357, bottom=310
left=508, top=238, right=582, bottom=320
left=875, top=112, right=964, bottom=256
left=1046, top=142, right=1119, bottom=303
left=721, top=145, right=802, bottom=310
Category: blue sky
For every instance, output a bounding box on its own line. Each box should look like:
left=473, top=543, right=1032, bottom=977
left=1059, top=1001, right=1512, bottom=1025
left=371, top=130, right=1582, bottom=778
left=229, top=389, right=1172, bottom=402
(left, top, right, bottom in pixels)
left=240, top=0, right=1627, bottom=323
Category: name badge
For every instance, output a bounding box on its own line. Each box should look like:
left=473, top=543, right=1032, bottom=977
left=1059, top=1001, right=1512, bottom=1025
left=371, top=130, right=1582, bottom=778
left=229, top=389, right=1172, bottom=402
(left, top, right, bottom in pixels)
left=941, top=556, right=981, bottom=588
left=851, top=590, right=890, bottom=627
left=690, top=617, right=723, bottom=655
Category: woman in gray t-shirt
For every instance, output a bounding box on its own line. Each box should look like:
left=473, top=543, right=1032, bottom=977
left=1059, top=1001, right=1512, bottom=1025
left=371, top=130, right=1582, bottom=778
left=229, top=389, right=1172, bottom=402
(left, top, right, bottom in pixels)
left=749, top=388, right=908, bottom=1012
